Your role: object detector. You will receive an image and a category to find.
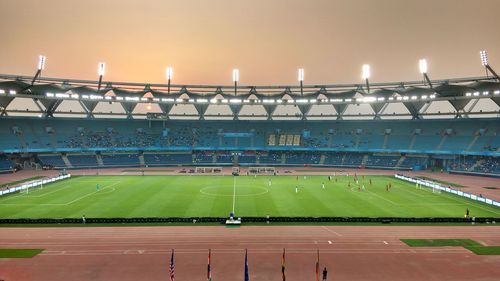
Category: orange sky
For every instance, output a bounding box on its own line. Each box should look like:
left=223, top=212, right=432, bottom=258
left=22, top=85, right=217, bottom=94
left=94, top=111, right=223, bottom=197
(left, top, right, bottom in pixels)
left=0, top=0, right=499, bottom=86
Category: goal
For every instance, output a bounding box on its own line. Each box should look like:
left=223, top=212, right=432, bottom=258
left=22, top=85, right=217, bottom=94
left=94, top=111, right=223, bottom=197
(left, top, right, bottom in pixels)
left=432, top=186, right=442, bottom=194
left=248, top=167, right=275, bottom=174
left=195, top=167, right=223, bottom=173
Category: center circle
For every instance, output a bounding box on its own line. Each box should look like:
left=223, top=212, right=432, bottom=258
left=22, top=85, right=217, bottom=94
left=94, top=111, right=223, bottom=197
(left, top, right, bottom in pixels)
left=200, top=185, right=269, bottom=197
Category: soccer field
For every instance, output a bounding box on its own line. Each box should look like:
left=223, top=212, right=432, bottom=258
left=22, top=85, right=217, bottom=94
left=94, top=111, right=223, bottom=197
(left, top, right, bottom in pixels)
left=0, top=175, right=498, bottom=219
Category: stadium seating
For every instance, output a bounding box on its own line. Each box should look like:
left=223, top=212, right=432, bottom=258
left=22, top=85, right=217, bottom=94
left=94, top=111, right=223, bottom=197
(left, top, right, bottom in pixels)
left=67, top=154, right=98, bottom=168
left=0, top=117, right=498, bottom=174
left=101, top=154, right=140, bottom=167
left=365, top=155, right=400, bottom=168
left=38, top=155, right=66, bottom=168
left=0, top=155, right=13, bottom=171
left=450, top=156, right=500, bottom=175
left=143, top=153, right=192, bottom=166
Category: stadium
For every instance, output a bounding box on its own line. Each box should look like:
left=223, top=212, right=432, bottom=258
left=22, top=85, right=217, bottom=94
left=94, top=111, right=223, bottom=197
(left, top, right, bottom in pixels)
left=1, top=1, right=500, bottom=280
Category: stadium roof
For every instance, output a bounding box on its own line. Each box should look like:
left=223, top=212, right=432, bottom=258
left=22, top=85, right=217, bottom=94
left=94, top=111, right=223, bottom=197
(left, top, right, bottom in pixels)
left=0, top=73, right=499, bottom=120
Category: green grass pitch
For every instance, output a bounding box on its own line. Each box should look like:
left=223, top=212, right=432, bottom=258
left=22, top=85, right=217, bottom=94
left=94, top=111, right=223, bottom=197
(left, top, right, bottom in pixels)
left=0, top=175, right=498, bottom=218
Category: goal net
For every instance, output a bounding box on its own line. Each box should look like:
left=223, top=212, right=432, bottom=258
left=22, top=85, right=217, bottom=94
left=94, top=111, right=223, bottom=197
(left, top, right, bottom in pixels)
left=195, top=167, right=223, bottom=173
left=432, top=186, right=442, bottom=194
left=248, top=167, right=275, bottom=174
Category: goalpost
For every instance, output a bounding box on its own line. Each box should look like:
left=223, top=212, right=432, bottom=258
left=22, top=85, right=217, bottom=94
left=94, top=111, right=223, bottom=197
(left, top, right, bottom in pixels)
left=195, top=167, right=223, bottom=173
left=432, top=186, right=442, bottom=194
left=248, top=167, right=275, bottom=174
left=20, top=181, right=43, bottom=194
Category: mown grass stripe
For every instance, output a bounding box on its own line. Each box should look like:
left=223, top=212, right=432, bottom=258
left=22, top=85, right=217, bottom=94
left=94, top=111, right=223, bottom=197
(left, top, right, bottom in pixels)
left=0, top=249, right=44, bottom=258
left=401, top=239, right=500, bottom=255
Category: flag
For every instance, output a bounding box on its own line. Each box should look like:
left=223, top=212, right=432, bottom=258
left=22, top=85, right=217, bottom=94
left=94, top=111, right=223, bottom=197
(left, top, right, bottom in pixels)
left=315, top=249, right=320, bottom=281
left=281, top=248, right=286, bottom=281
left=244, top=249, right=249, bottom=281
left=169, top=249, right=175, bottom=281
left=207, top=249, right=212, bottom=281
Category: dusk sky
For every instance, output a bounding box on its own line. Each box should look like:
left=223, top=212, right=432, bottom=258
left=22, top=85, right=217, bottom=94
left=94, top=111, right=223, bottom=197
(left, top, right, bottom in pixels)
left=1, top=0, right=499, bottom=86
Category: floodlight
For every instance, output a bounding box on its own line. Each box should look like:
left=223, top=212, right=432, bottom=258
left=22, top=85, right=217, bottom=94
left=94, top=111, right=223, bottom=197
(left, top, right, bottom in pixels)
left=480, top=50, right=488, bottom=66
left=419, top=59, right=428, bottom=74
left=166, top=67, right=173, bottom=80
left=362, top=64, right=370, bottom=80
left=98, top=62, right=106, bottom=76
left=298, top=68, right=305, bottom=82
left=37, top=55, right=46, bottom=70
left=232, top=69, right=239, bottom=83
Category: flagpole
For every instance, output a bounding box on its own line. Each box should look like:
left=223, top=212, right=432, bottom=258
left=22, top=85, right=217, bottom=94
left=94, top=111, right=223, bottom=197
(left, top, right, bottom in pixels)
left=282, top=248, right=286, bottom=281
left=315, top=249, right=320, bottom=281
left=169, top=249, right=175, bottom=281
left=207, top=248, right=212, bottom=281
left=244, top=248, right=249, bottom=281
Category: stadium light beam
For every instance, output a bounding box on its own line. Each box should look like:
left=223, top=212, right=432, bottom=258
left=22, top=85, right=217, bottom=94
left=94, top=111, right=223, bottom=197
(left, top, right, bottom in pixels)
left=31, top=55, right=46, bottom=86
left=362, top=64, right=370, bottom=93
left=419, top=59, right=433, bottom=88
left=480, top=50, right=500, bottom=81
left=232, top=69, right=239, bottom=96
left=298, top=68, right=304, bottom=96
left=97, top=62, right=106, bottom=93
left=166, top=67, right=173, bottom=94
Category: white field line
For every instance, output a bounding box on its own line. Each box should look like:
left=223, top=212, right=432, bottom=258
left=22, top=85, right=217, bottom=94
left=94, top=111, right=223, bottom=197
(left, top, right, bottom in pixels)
left=321, top=226, right=342, bottom=237
left=0, top=182, right=119, bottom=206
left=232, top=176, right=236, bottom=214
left=440, top=191, right=500, bottom=215
left=60, top=182, right=120, bottom=206
left=364, top=189, right=398, bottom=205
left=0, top=178, right=86, bottom=201
left=394, top=184, right=435, bottom=198
left=1, top=180, right=71, bottom=201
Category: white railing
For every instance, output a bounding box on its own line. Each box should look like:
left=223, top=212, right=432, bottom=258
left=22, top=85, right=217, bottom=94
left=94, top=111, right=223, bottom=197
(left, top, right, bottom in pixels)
left=395, top=174, right=499, bottom=208
left=0, top=174, right=71, bottom=196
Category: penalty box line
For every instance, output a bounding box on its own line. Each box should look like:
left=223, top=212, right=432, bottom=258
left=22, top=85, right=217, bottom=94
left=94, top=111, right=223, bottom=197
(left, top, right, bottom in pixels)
left=0, top=182, right=121, bottom=206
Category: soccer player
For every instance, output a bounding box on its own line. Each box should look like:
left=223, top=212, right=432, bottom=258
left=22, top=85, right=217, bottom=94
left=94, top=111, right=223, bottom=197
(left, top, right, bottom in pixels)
left=268, top=178, right=272, bottom=187
left=322, top=182, right=325, bottom=189
left=322, top=267, right=328, bottom=281
left=295, top=186, right=298, bottom=193
left=82, top=215, right=86, bottom=224
left=96, top=184, right=100, bottom=191
left=304, top=175, right=307, bottom=180
left=369, top=179, right=372, bottom=185
left=466, top=208, right=470, bottom=218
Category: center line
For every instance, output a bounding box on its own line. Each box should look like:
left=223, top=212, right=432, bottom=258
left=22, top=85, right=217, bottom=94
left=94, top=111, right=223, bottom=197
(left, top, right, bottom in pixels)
left=232, top=176, right=236, bottom=214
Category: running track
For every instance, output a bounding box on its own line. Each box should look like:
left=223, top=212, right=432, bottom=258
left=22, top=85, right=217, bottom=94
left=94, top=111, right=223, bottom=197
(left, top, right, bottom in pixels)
left=1, top=225, right=499, bottom=280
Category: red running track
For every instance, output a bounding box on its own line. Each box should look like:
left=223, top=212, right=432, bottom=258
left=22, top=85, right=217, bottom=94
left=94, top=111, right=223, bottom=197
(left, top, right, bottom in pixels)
left=1, top=225, right=499, bottom=281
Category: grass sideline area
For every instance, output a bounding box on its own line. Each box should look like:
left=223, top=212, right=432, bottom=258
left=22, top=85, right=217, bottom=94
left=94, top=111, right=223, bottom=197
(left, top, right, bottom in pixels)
left=0, top=175, right=498, bottom=219
left=415, top=176, right=465, bottom=188
left=0, top=176, right=45, bottom=189
left=0, top=249, right=44, bottom=258
left=401, top=239, right=500, bottom=255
